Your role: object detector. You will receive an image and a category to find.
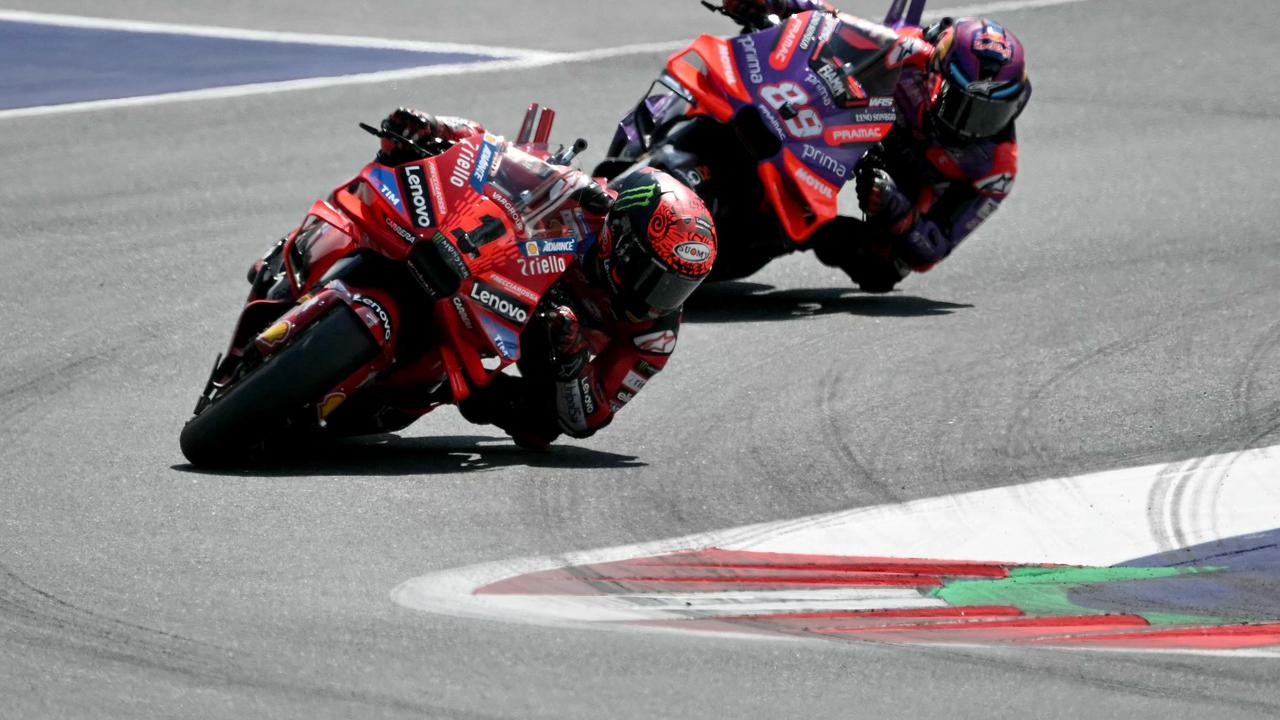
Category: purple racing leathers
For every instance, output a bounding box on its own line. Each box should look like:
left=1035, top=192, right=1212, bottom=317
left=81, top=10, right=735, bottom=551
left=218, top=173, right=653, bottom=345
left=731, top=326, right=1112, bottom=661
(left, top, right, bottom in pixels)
left=769, top=2, right=1022, bottom=289
left=878, top=51, right=1018, bottom=272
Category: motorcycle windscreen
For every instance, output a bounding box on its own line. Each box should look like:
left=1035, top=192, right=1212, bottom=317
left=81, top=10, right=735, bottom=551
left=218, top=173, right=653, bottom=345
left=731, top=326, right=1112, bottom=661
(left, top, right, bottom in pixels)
left=486, top=143, right=595, bottom=232
left=809, top=19, right=900, bottom=105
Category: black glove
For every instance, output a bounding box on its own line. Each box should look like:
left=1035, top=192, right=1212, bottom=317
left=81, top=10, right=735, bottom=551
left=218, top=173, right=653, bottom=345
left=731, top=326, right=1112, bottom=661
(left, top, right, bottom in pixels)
left=855, top=162, right=914, bottom=234
left=378, top=107, right=448, bottom=162
left=543, top=305, right=589, bottom=382
left=717, top=0, right=786, bottom=29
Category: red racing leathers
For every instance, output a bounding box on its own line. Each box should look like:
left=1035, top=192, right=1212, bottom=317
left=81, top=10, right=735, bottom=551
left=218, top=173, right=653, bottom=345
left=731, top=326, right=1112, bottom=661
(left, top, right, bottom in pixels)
left=514, top=268, right=682, bottom=446
left=384, top=111, right=681, bottom=448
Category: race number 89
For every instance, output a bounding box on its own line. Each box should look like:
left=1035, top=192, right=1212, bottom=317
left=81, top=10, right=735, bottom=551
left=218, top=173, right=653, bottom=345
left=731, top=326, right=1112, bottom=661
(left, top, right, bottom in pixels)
left=760, top=82, right=823, bottom=139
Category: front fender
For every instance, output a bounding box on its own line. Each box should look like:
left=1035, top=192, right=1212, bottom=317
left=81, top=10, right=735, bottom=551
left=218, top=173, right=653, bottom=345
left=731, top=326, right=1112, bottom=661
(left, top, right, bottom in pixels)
left=253, top=281, right=398, bottom=361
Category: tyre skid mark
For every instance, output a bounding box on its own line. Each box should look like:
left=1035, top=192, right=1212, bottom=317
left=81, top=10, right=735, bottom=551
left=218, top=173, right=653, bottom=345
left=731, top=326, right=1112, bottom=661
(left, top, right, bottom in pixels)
left=396, top=445, right=1280, bottom=655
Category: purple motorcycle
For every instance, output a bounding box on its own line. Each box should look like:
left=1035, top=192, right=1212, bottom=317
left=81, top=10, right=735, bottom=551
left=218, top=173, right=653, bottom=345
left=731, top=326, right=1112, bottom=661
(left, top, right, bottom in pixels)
left=594, top=0, right=929, bottom=280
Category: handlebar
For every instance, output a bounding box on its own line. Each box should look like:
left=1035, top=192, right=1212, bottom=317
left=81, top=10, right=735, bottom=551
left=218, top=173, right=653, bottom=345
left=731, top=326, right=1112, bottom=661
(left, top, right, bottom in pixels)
left=359, top=121, right=441, bottom=158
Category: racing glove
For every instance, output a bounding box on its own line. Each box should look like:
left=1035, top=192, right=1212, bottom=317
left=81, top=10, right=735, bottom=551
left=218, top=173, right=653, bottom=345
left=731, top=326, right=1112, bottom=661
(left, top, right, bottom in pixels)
left=378, top=107, right=480, bottom=162
left=855, top=163, right=915, bottom=236
left=720, top=0, right=832, bottom=27
left=544, top=305, right=589, bottom=382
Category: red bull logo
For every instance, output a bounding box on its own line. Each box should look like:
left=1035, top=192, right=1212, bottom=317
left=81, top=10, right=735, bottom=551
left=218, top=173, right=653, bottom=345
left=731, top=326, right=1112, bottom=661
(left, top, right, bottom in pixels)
left=972, top=26, right=1012, bottom=61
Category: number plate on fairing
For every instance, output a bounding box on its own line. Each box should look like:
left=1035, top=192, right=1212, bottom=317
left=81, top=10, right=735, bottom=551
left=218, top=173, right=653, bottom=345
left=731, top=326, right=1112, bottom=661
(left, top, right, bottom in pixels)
left=729, top=11, right=901, bottom=187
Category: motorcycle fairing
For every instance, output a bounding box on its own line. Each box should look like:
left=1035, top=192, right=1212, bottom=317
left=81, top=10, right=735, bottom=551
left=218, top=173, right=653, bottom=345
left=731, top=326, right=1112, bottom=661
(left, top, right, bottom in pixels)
left=245, top=134, right=589, bottom=405
left=656, top=12, right=906, bottom=242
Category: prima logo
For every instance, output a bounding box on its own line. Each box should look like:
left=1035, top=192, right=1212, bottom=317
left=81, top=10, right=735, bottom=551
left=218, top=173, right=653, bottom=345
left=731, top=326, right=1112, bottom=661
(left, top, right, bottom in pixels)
left=738, top=34, right=764, bottom=84
left=801, top=144, right=848, bottom=178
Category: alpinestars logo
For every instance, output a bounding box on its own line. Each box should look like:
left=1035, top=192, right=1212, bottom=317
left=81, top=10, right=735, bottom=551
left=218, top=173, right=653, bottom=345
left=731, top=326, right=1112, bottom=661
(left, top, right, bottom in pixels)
left=633, top=329, right=677, bottom=354
left=468, top=280, right=531, bottom=325
left=400, top=165, right=434, bottom=228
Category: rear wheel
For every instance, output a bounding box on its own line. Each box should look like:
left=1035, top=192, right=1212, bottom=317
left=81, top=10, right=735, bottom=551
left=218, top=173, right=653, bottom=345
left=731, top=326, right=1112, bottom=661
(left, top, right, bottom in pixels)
left=179, top=307, right=379, bottom=467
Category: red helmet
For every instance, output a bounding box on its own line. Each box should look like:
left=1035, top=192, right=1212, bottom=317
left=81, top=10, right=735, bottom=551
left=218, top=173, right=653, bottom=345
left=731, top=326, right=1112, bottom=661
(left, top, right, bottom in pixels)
left=599, top=168, right=717, bottom=318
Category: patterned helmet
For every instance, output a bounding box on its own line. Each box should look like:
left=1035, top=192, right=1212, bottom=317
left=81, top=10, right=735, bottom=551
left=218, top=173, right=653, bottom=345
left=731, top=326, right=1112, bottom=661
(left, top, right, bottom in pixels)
left=600, top=168, right=717, bottom=318
left=929, top=17, right=1031, bottom=140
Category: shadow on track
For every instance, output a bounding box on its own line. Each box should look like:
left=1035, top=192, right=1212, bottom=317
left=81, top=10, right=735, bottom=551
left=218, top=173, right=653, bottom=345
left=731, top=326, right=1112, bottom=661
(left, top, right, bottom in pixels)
left=683, top=282, right=972, bottom=323
left=171, top=434, right=644, bottom=477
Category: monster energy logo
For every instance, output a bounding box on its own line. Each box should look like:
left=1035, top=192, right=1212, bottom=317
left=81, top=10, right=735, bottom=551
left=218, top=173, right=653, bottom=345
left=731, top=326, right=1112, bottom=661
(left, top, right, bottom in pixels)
left=613, top=183, right=659, bottom=210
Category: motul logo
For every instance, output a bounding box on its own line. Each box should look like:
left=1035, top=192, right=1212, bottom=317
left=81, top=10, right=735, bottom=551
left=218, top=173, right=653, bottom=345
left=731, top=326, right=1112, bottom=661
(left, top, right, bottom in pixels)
left=718, top=42, right=738, bottom=88
left=794, top=166, right=834, bottom=199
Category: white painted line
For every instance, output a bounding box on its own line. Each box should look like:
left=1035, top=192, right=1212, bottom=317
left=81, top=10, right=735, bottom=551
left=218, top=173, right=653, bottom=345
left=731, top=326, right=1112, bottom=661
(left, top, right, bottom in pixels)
left=0, top=9, right=548, bottom=59
left=393, top=444, right=1280, bottom=655
left=0, top=0, right=1097, bottom=121
left=0, top=58, right=563, bottom=121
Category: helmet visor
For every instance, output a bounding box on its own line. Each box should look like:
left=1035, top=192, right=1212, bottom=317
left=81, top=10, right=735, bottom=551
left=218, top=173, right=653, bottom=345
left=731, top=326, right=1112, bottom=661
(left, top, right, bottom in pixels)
left=934, top=76, right=1024, bottom=139
left=611, top=230, right=704, bottom=314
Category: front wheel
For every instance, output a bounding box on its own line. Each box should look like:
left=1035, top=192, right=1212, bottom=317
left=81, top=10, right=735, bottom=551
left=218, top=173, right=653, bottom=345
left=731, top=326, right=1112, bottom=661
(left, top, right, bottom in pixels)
left=179, top=307, right=380, bottom=467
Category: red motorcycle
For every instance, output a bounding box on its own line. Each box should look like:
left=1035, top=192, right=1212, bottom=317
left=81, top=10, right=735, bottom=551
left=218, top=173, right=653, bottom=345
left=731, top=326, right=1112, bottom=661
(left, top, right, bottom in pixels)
left=180, top=106, right=605, bottom=466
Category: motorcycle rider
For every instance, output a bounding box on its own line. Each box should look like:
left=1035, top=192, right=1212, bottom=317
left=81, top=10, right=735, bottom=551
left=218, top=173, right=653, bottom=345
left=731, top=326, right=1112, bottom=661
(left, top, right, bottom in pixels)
left=720, top=1, right=1029, bottom=292
left=379, top=108, right=718, bottom=449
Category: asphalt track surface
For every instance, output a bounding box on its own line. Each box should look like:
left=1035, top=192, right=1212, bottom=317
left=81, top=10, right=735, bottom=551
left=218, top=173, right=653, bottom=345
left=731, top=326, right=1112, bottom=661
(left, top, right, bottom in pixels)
left=3, top=0, right=1280, bottom=717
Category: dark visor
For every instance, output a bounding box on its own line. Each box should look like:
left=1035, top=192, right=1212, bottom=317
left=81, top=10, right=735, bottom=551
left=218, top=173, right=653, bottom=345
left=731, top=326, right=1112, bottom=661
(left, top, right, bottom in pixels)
left=935, top=75, right=1024, bottom=139
left=612, top=232, right=704, bottom=313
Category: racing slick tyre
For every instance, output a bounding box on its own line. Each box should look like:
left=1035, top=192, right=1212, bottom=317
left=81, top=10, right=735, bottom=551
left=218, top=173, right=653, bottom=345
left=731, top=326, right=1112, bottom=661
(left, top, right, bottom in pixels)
left=179, top=307, right=379, bottom=467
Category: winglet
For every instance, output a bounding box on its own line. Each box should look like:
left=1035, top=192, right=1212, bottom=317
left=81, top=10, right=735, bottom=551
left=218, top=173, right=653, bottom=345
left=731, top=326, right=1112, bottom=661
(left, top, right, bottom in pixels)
left=884, top=0, right=927, bottom=28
